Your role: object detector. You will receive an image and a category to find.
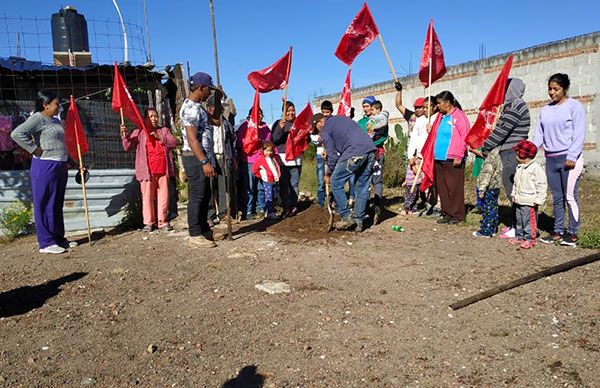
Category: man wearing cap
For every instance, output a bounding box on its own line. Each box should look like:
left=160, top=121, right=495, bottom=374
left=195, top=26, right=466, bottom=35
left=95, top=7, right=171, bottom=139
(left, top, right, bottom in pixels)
left=180, top=71, right=222, bottom=248
left=394, top=81, right=426, bottom=135
left=312, top=113, right=375, bottom=232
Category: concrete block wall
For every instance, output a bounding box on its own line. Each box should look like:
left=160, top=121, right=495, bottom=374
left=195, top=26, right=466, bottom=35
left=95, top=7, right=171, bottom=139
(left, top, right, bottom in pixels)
left=315, top=31, right=600, bottom=172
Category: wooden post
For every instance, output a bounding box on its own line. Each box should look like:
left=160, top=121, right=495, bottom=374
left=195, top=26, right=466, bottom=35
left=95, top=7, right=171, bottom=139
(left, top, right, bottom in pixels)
left=76, top=143, right=92, bottom=245
left=208, top=0, right=221, bottom=85
left=378, top=34, right=397, bottom=82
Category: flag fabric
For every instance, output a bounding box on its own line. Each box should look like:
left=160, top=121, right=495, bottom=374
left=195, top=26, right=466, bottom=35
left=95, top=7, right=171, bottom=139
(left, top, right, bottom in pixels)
left=334, top=2, right=379, bottom=66
left=242, top=89, right=262, bottom=155
left=466, top=56, right=514, bottom=148
left=337, top=68, right=352, bottom=116
left=419, top=113, right=443, bottom=192
left=418, top=20, right=446, bottom=88
left=247, top=48, right=292, bottom=93
left=285, top=102, right=314, bottom=161
left=64, top=95, right=89, bottom=161
left=112, top=62, right=146, bottom=133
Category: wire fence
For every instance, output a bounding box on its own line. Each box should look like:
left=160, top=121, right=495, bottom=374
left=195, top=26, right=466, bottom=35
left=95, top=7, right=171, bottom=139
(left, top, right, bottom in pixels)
left=0, top=15, right=150, bottom=66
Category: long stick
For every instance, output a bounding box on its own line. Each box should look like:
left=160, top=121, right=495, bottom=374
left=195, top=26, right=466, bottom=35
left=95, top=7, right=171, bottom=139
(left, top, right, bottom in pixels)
left=208, top=0, right=221, bottom=85
left=280, top=47, right=292, bottom=122
left=410, top=159, right=423, bottom=194
left=427, top=21, right=433, bottom=126
left=120, top=108, right=125, bottom=126
left=450, top=253, right=600, bottom=310
left=76, top=143, right=92, bottom=245
left=220, top=123, right=233, bottom=240
left=378, top=35, right=397, bottom=82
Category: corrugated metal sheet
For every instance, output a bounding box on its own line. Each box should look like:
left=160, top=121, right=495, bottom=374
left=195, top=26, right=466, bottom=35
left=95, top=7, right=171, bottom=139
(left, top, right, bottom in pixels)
left=0, top=169, right=138, bottom=234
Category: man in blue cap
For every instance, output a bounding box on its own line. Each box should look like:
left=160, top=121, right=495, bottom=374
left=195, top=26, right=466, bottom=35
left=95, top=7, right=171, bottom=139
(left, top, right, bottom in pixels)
left=312, top=113, right=375, bottom=232
left=180, top=71, right=223, bottom=247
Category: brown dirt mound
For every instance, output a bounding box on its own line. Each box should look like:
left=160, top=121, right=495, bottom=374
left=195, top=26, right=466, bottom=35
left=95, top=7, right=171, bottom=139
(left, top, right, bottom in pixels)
left=267, top=205, right=340, bottom=240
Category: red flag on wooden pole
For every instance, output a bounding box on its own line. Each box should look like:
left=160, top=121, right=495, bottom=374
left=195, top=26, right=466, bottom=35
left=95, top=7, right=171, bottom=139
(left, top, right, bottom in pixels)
left=337, top=68, right=352, bottom=116
left=247, top=48, right=292, bottom=93
left=334, top=2, right=379, bottom=66
left=418, top=114, right=443, bottom=192
left=285, top=102, right=314, bottom=161
left=466, top=56, right=514, bottom=148
left=419, top=20, right=446, bottom=88
left=64, top=95, right=89, bottom=161
left=112, top=62, right=147, bottom=133
left=242, top=89, right=262, bottom=156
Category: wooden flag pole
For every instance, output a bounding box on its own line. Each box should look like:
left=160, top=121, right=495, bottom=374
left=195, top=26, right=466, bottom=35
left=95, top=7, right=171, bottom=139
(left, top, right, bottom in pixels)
left=208, top=0, right=221, bottom=85
left=378, top=35, right=397, bottom=82
left=427, top=20, right=433, bottom=126
left=76, top=143, right=92, bottom=245
left=120, top=108, right=125, bottom=126
left=410, top=160, right=423, bottom=194
left=281, top=47, right=292, bottom=122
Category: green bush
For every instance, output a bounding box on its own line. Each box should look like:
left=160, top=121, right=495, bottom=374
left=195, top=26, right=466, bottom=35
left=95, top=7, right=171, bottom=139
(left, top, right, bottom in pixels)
left=577, top=230, right=600, bottom=249
left=0, top=201, right=33, bottom=240
left=382, top=123, right=409, bottom=189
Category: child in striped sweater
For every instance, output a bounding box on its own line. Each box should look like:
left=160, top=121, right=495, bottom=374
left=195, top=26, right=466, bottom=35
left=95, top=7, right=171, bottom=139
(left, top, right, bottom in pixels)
left=252, top=141, right=281, bottom=220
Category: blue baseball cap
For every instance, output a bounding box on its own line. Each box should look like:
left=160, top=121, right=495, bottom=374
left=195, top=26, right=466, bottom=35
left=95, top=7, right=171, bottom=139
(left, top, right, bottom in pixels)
left=190, top=72, right=216, bottom=89
left=362, top=96, right=376, bottom=105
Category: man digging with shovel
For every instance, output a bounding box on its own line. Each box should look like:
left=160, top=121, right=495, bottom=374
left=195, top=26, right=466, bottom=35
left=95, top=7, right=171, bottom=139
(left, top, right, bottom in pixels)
left=311, top=113, right=375, bottom=232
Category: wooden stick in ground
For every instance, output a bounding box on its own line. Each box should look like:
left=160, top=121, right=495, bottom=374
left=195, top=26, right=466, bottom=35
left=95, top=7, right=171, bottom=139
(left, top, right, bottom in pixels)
left=76, top=143, right=92, bottom=245
left=220, top=125, right=233, bottom=240
left=378, top=34, right=398, bottom=83
left=450, top=252, right=600, bottom=310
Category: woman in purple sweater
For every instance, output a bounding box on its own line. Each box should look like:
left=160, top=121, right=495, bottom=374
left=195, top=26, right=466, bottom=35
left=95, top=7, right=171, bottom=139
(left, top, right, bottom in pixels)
left=533, top=73, right=585, bottom=246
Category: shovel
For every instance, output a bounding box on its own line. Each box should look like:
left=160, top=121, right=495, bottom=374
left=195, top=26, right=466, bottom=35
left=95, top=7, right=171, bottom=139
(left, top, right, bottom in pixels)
left=324, top=165, right=334, bottom=232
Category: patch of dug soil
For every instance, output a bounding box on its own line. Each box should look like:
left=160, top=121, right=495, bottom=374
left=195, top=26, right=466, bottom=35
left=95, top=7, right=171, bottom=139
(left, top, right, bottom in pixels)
left=267, top=205, right=340, bottom=240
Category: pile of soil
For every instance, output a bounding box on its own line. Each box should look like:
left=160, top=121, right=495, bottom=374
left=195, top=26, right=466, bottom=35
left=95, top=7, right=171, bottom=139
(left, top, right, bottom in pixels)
left=267, top=205, right=340, bottom=241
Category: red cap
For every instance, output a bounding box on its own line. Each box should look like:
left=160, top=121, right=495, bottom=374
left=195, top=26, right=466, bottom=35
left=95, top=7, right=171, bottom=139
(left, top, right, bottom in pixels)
left=513, top=140, right=538, bottom=159
left=413, top=97, right=425, bottom=108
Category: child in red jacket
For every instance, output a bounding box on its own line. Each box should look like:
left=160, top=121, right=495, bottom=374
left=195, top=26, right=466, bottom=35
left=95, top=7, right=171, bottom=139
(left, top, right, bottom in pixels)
left=251, top=141, right=281, bottom=220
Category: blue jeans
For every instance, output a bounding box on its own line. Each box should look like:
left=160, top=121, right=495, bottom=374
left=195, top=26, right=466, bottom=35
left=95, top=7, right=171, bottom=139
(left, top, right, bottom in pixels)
left=245, top=162, right=264, bottom=214
left=281, top=165, right=301, bottom=212
left=330, top=152, right=375, bottom=224
left=316, top=155, right=325, bottom=206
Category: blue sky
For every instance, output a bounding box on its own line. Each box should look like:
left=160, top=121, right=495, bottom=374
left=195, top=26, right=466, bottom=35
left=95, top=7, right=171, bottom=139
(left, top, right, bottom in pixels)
left=1, top=0, right=599, bottom=123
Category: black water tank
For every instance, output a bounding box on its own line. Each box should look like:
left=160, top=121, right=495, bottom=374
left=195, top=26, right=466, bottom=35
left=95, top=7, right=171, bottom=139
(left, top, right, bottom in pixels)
left=51, top=6, right=89, bottom=52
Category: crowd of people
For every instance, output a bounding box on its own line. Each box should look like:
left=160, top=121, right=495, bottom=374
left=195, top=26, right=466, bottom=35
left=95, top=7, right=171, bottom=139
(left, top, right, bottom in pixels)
left=10, top=71, right=586, bottom=253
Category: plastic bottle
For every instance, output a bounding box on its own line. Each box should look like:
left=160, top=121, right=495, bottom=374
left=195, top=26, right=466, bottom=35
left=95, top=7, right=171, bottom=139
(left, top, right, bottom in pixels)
left=391, top=225, right=404, bottom=232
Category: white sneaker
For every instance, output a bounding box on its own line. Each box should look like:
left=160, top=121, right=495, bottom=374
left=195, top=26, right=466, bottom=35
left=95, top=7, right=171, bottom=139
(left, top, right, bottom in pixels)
left=39, top=244, right=66, bottom=254
left=499, top=228, right=515, bottom=239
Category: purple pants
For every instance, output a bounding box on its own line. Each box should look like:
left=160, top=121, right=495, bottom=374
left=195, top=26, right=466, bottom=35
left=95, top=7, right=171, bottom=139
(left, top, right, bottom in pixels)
left=30, top=158, right=68, bottom=249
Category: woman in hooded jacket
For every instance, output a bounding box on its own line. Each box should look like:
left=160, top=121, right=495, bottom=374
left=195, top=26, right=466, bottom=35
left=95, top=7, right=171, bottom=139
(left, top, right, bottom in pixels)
left=481, top=78, right=531, bottom=238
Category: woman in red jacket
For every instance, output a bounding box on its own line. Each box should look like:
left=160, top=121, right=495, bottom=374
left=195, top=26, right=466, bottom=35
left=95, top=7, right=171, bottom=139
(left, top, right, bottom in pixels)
left=121, top=108, right=177, bottom=232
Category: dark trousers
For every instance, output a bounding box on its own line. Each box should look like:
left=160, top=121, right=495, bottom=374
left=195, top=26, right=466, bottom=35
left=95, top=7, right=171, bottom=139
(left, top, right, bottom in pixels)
left=479, top=189, right=500, bottom=236
left=371, top=152, right=384, bottom=206
left=500, top=149, right=518, bottom=228
left=434, top=160, right=465, bottom=221
left=183, top=155, right=211, bottom=236
left=208, top=154, right=235, bottom=219
left=30, top=158, right=68, bottom=249
left=515, top=204, right=537, bottom=242
left=167, top=176, right=179, bottom=221
left=280, top=165, right=301, bottom=212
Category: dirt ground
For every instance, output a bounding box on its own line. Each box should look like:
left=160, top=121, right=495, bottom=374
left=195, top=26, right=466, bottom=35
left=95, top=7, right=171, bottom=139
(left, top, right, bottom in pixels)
left=0, top=204, right=599, bottom=387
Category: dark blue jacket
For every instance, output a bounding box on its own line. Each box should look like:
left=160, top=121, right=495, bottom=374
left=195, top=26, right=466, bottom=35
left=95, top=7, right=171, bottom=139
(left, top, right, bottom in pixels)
left=321, top=115, right=375, bottom=173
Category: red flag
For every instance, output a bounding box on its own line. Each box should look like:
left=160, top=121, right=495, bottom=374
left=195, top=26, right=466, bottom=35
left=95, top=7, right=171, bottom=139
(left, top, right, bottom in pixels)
left=419, top=20, right=446, bottom=88
left=112, top=62, right=147, bottom=133
left=337, top=68, right=352, bottom=116
left=247, top=48, right=292, bottom=93
left=242, top=89, right=262, bottom=155
left=334, top=3, right=379, bottom=66
left=466, top=56, right=514, bottom=148
left=419, top=113, right=443, bottom=192
left=64, top=95, right=89, bottom=161
left=285, top=102, right=314, bottom=161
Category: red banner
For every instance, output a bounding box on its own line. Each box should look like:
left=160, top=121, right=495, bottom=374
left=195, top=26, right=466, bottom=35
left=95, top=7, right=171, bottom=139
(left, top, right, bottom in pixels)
left=466, top=56, right=513, bottom=148
left=419, top=20, right=446, bottom=88
left=242, top=89, right=262, bottom=155
left=247, top=48, right=292, bottom=93
left=112, top=62, right=147, bottom=133
left=285, top=102, right=314, bottom=161
left=334, top=3, right=379, bottom=66
left=419, top=113, right=443, bottom=192
left=337, top=68, right=352, bottom=116
left=64, top=95, right=89, bottom=161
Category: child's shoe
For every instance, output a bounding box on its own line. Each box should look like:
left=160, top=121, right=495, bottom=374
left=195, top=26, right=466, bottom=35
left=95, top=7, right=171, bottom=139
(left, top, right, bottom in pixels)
left=472, top=231, right=491, bottom=238
left=508, top=238, right=521, bottom=245
left=499, top=228, right=515, bottom=239
left=540, top=232, right=563, bottom=244
left=519, top=240, right=534, bottom=249
left=560, top=233, right=578, bottom=246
